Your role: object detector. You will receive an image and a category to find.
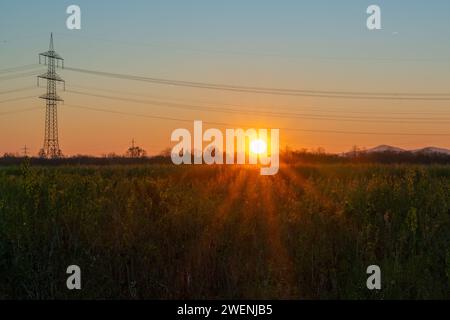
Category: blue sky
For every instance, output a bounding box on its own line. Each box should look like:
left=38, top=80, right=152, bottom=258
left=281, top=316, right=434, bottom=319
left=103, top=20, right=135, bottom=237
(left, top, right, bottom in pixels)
left=2, top=0, right=450, bottom=69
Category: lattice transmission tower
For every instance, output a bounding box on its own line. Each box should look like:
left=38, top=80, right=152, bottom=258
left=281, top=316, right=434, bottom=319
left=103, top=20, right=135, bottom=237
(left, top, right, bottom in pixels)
left=37, top=33, right=65, bottom=158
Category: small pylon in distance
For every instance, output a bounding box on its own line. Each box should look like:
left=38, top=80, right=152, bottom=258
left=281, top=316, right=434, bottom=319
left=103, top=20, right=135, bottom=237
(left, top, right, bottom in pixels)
left=22, top=145, right=29, bottom=157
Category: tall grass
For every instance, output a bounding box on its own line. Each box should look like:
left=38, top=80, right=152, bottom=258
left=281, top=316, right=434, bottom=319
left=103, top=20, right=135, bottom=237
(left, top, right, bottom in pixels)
left=0, top=163, right=449, bottom=299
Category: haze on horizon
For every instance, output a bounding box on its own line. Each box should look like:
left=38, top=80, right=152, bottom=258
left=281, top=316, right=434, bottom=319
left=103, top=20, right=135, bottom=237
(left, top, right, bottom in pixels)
left=1, top=0, right=450, bottom=156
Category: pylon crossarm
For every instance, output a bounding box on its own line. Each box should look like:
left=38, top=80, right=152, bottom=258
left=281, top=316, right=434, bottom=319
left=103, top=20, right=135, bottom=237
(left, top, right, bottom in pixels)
left=38, top=72, right=65, bottom=82
left=39, top=51, right=64, bottom=61
left=39, top=93, right=64, bottom=102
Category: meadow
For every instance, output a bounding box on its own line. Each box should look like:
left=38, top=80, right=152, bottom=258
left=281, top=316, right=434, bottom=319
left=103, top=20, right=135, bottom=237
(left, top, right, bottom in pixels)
left=0, top=162, right=449, bottom=299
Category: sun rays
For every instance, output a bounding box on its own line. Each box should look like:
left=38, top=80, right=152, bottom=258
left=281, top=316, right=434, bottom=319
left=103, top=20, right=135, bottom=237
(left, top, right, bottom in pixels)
left=173, top=165, right=309, bottom=298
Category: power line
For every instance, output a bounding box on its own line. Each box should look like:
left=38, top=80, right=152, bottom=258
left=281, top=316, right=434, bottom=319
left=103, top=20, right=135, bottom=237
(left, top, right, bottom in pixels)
left=0, top=106, right=42, bottom=116
left=0, top=95, right=36, bottom=104
left=70, top=83, right=450, bottom=116
left=0, top=86, right=37, bottom=96
left=0, top=71, right=42, bottom=82
left=65, top=89, right=450, bottom=124
left=63, top=103, right=450, bottom=137
left=64, top=66, right=450, bottom=100
left=0, top=67, right=449, bottom=124
left=0, top=64, right=40, bottom=75
left=2, top=63, right=449, bottom=103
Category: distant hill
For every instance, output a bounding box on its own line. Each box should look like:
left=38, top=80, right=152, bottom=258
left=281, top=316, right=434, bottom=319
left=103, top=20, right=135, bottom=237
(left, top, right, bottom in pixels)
left=412, top=147, right=450, bottom=156
left=344, top=145, right=450, bottom=156
left=366, top=145, right=406, bottom=153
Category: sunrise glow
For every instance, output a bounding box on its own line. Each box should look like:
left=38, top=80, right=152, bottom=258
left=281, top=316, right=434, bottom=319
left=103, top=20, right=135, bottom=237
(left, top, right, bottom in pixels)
left=250, top=139, right=267, bottom=155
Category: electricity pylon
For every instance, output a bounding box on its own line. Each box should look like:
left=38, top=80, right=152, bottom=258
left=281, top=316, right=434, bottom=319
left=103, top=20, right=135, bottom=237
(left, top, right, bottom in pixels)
left=38, top=33, right=65, bottom=158
left=22, top=145, right=29, bottom=157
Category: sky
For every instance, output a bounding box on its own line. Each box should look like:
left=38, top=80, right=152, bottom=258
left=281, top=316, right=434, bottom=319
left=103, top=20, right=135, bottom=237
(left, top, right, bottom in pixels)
left=1, top=0, right=450, bottom=156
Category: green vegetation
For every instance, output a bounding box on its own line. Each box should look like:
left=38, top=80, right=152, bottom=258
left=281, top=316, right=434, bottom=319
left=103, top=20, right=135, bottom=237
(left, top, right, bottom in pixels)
left=0, top=162, right=449, bottom=299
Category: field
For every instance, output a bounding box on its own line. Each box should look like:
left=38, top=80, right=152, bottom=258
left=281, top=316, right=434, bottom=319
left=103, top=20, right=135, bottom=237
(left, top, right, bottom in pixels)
left=0, top=162, right=449, bottom=299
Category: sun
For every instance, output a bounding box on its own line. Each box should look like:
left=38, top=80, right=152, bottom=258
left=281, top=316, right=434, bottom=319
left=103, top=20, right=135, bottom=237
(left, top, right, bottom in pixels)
left=250, top=139, right=267, bottom=155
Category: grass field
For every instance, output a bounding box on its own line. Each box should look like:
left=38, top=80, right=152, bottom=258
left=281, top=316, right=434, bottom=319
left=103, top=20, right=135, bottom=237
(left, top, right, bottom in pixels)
left=0, top=162, right=449, bottom=299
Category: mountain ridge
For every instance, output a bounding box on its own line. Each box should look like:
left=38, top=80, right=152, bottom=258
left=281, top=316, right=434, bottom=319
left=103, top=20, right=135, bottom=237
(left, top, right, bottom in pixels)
left=344, top=145, right=450, bottom=156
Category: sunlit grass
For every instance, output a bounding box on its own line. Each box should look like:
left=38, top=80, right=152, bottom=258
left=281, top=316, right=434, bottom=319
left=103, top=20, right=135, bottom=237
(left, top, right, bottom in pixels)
left=0, top=163, right=449, bottom=299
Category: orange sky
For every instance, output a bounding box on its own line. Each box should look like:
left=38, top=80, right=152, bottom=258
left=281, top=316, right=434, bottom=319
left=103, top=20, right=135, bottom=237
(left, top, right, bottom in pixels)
left=2, top=70, right=450, bottom=156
